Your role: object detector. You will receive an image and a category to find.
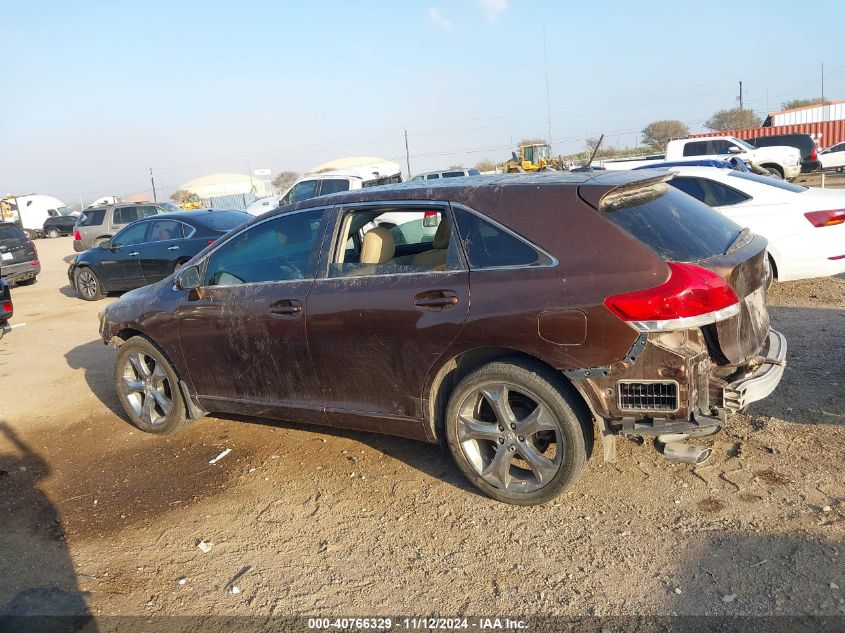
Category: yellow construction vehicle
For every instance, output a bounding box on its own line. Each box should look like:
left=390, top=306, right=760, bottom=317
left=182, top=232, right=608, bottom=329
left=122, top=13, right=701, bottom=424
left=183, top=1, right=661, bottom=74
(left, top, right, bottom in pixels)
left=503, top=142, right=564, bottom=173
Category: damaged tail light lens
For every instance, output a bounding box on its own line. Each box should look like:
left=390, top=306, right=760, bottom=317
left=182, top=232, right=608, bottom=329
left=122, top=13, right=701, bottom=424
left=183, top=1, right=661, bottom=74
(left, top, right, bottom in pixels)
left=804, top=209, right=845, bottom=227
left=604, top=262, right=740, bottom=332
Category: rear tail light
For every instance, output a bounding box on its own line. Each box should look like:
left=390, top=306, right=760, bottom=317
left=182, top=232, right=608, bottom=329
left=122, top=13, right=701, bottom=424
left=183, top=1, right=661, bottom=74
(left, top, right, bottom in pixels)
left=423, top=210, right=439, bottom=227
left=804, top=209, right=845, bottom=227
left=74, top=229, right=82, bottom=241
left=809, top=146, right=818, bottom=161
left=2, top=301, right=11, bottom=313
left=604, top=262, right=740, bottom=332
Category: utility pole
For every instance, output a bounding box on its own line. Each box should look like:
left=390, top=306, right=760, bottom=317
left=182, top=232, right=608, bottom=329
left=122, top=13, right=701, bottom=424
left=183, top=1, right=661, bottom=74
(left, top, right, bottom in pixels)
left=149, top=168, right=157, bottom=202
left=821, top=62, right=825, bottom=102
left=543, top=26, right=553, bottom=146
left=77, top=189, right=84, bottom=211
left=738, top=81, right=743, bottom=110
left=404, top=129, right=411, bottom=179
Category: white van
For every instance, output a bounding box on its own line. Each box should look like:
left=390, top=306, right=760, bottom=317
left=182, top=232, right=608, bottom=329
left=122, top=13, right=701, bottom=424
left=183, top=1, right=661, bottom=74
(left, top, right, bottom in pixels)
left=278, top=159, right=402, bottom=206
left=5, top=194, right=70, bottom=238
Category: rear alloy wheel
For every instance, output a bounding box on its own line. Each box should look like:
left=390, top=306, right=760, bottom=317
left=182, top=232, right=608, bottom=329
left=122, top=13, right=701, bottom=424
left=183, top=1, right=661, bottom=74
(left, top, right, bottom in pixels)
left=47, top=228, right=61, bottom=238
left=115, top=336, right=190, bottom=434
left=73, top=267, right=105, bottom=301
left=445, top=360, right=589, bottom=505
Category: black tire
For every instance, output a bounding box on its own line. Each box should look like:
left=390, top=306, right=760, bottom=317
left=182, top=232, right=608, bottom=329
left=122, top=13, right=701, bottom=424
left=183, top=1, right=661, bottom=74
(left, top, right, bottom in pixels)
left=765, top=166, right=784, bottom=179
left=16, top=277, right=37, bottom=286
left=444, top=359, right=590, bottom=505
left=114, top=336, right=191, bottom=434
left=73, top=267, right=105, bottom=301
left=46, top=228, right=61, bottom=238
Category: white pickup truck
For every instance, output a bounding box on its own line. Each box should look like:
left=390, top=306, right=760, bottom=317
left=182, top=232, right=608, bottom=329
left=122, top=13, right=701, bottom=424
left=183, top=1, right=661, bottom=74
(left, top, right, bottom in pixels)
left=600, top=136, right=802, bottom=180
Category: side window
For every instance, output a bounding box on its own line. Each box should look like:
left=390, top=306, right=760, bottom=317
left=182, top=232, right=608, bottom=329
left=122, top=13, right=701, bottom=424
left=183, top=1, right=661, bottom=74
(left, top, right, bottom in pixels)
left=426, top=174, right=440, bottom=180
left=329, top=208, right=461, bottom=278
left=78, top=209, right=105, bottom=226
left=138, top=205, right=164, bottom=218
left=670, top=177, right=708, bottom=203
left=149, top=219, right=185, bottom=242
left=706, top=181, right=750, bottom=207
left=319, top=179, right=351, bottom=195
left=287, top=180, right=318, bottom=204
left=47, top=209, right=58, bottom=217
left=682, top=141, right=707, bottom=157
left=111, top=221, right=149, bottom=247
left=113, top=207, right=138, bottom=225
left=453, top=208, right=552, bottom=269
left=710, top=140, right=732, bottom=154
left=204, top=209, right=324, bottom=286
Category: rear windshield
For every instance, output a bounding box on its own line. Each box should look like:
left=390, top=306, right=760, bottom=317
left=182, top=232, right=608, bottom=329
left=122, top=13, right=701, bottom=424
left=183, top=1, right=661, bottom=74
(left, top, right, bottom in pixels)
left=0, top=224, right=26, bottom=241
left=602, top=183, right=742, bottom=262
left=202, top=211, right=251, bottom=231
left=727, top=171, right=807, bottom=192
left=78, top=209, right=105, bottom=226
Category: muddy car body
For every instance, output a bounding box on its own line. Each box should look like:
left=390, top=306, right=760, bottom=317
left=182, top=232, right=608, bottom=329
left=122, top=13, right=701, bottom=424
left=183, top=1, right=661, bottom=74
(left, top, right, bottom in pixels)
left=100, top=172, right=786, bottom=504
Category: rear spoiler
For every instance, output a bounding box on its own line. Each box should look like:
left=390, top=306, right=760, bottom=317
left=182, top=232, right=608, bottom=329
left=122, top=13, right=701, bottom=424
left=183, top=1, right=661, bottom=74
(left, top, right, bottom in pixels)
left=578, top=171, right=675, bottom=211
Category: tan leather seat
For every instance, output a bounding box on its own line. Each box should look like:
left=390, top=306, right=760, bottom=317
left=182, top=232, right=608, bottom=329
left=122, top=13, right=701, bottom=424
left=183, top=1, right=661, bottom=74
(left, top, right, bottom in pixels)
left=360, top=226, right=395, bottom=264
left=411, top=220, right=451, bottom=270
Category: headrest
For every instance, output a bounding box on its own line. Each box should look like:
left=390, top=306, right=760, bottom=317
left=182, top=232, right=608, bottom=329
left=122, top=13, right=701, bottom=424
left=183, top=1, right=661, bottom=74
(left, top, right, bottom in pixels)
left=361, top=227, right=395, bottom=264
left=433, top=219, right=451, bottom=249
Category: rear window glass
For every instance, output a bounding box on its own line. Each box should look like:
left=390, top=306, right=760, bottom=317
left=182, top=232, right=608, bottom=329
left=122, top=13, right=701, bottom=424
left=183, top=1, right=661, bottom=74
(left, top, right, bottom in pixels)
left=727, top=171, right=807, bottom=192
left=77, top=209, right=105, bottom=226
left=602, top=184, right=741, bottom=262
left=202, top=211, right=251, bottom=231
left=0, top=224, right=26, bottom=240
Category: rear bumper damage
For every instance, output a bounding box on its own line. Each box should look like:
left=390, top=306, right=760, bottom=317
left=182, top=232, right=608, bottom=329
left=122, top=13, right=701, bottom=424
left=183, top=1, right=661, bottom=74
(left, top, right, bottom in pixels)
left=722, top=329, right=787, bottom=412
left=567, top=327, right=787, bottom=460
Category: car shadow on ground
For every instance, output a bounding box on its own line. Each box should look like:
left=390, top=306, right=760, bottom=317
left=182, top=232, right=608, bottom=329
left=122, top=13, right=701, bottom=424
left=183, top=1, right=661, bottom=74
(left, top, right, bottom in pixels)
left=64, top=340, right=123, bottom=417
left=63, top=339, right=481, bottom=498
left=0, top=421, right=96, bottom=632
left=59, top=284, right=78, bottom=299
left=215, top=412, right=483, bottom=497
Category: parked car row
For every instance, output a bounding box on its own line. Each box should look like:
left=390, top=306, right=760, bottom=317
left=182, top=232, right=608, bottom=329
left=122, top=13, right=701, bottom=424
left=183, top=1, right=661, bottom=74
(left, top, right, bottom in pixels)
left=69, top=209, right=250, bottom=300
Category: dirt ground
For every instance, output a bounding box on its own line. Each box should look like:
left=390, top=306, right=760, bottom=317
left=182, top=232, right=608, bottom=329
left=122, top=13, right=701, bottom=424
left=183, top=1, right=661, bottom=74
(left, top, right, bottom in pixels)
left=0, top=236, right=843, bottom=626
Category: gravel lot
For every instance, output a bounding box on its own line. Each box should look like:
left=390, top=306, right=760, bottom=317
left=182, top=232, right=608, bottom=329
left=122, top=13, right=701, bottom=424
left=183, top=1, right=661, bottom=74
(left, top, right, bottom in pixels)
left=1, top=236, right=843, bottom=624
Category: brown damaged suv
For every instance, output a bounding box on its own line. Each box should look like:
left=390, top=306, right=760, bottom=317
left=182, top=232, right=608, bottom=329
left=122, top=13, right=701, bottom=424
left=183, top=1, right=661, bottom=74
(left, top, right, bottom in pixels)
left=99, top=172, right=786, bottom=505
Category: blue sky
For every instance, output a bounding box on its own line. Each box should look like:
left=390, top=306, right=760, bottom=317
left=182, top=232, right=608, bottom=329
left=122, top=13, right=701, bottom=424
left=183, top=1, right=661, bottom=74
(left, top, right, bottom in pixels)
left=3, top=0, right=844, bottom=204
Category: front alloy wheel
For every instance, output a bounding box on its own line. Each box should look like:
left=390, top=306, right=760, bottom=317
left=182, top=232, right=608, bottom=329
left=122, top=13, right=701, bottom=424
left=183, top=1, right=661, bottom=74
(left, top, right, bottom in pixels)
left=445, top=360, right=589, bottom=505
left=115, top=336, right=190, bottom=434
left=74, top=267, right=104, bottom=300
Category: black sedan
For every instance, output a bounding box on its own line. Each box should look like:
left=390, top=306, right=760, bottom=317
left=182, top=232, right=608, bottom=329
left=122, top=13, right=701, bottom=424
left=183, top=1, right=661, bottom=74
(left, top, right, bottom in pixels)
left=69, top=209, right=250, bottom=300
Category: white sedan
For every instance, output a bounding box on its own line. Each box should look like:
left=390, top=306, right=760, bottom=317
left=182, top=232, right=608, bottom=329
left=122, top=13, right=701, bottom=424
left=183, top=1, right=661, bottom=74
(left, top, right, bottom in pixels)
left=819, top=142, right=845, bottom=172
left=665, top=166, right=845, bottom=282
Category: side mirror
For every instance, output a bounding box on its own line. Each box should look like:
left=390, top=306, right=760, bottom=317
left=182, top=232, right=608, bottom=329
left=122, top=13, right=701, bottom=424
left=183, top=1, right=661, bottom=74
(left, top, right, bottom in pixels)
left=727, top=146, right=743, bottom=154
left=100, top=239, right=113, bottom=249
left=175, top=265, right=202, bottom=290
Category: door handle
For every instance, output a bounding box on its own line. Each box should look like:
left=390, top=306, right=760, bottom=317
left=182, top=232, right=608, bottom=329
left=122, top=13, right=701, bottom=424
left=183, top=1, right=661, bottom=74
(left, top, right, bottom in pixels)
left=413, top=290, right=459, bottom=311
left=167, top=245, right=179, bottom=251
left=128, top=251, right=139, bottom=257
left=269, top=299, right=303, bottom=317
